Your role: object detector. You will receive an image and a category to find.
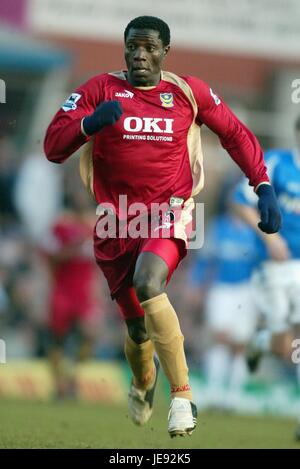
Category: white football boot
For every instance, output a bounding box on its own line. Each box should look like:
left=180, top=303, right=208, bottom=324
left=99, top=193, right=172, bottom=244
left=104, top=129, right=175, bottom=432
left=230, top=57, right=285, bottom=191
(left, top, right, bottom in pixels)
left=168, top=397, right=197, bottom=438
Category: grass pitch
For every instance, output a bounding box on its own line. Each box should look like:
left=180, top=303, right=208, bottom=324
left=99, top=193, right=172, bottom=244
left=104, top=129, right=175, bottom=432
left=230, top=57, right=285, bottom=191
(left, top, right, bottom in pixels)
left=0, top=398, right=298, bottom=449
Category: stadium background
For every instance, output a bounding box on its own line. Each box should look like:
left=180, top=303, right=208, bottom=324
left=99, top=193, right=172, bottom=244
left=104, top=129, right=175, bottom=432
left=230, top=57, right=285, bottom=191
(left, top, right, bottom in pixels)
left=1, top=0, right=300, bottom=448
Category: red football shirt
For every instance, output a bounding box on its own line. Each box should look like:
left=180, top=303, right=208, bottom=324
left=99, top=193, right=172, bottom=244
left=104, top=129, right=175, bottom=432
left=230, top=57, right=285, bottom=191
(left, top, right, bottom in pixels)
left=44, top=71, right=269, bottom=216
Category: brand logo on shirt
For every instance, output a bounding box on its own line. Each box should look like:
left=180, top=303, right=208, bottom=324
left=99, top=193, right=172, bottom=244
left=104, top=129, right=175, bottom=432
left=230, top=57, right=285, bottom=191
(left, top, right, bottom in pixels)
left=160, top=93, right=174, bottom=108
left=61, top=93, right=82, bottom=112
left=115, top=90, right=134, bottom=99
left=123, top=117, right=174, bottom=133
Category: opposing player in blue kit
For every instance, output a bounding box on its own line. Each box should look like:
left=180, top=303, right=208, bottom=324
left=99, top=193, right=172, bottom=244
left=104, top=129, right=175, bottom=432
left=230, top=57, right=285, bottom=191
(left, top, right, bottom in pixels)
left=233, top=116, right=300, bottom=440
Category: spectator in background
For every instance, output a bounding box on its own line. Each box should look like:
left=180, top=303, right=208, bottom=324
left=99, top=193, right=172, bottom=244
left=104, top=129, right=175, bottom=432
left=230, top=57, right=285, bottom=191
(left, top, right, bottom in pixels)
left=0, top=134, right=19, bottom=231
left=14, top=151, right=62, bottom=241
left=188, top=181, right=259, bottom=408
left=41, top=188, right=103, bottom=398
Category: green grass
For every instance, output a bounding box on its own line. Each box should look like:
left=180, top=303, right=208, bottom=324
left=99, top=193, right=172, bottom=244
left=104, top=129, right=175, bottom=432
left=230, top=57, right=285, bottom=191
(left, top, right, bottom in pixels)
left=0, top=399, right=299, bottom=449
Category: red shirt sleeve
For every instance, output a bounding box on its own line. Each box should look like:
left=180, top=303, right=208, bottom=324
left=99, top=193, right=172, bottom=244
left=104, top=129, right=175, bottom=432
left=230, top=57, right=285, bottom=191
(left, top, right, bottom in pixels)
left=44, top=75, right=104, bottom=164
left=184, top=76, right=269, bottom=189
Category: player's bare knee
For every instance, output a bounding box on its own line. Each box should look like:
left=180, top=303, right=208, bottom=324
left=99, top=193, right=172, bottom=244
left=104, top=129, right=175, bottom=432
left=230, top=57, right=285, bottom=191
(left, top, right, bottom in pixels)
left=126, top=317, right=149, bottom=344
left=133, top=275, right=164, bottom=302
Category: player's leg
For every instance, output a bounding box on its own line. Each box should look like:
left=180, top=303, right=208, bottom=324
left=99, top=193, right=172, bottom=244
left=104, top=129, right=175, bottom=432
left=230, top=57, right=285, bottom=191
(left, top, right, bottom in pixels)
left=115, top=286, right=159, bottom=426
left=48, top=294, right=76, bottom=399
left=76, top=288, right=104, bottom=362
left=93, top=234, right=160, bottom=425
left=134, top=243, right=192, bottom=400
left=293, top=324, right=300, bottom=441
left=228, top=284, right=258, bottom=404
left=246, top=266, right=289, bottom=371
left=229, top=344, right=248, bottom=393
left=133, top=239, right=197, bottom=437
left=77, top=315, right=98, bottom=362
left=268, top=327, right=300, bottom=441
left=48, top=335, right=76, bottom=398
left=116, top=286, right=156, bottom=390
left=204, top=286, right=234, bottom=408
left=290, top=275, right=300, bottom=441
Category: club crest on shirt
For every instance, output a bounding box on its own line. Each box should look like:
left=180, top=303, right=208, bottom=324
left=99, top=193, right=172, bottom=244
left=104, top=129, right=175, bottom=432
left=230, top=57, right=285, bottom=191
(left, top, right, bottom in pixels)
left=160, top=93, right=174, bottom=108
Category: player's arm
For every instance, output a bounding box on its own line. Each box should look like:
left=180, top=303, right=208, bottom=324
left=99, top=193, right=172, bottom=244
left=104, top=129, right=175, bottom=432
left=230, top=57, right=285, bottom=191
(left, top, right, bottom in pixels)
left=231, top=180, right=289, bottom=261
left=185, top=76, right=281, bottom=233
left=44, top=76, right=123, bottom=164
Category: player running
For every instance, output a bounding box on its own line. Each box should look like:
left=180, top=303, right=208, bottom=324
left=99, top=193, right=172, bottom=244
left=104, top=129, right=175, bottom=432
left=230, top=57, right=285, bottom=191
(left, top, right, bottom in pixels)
left=44, top=15, right=281, bottom=437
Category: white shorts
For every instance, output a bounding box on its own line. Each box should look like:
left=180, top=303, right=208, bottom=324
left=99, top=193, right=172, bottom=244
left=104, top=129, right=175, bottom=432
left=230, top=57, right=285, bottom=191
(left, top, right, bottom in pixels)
left=251, top=260, right=300, bottom=334
left=205, top=282, right=258, bottom=343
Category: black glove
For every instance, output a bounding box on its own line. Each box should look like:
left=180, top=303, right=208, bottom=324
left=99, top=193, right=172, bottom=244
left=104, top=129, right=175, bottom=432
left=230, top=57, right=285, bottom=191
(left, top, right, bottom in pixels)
left=83, top=100, right=123, bottom=135
left=256, top=183, right=282, bottom=234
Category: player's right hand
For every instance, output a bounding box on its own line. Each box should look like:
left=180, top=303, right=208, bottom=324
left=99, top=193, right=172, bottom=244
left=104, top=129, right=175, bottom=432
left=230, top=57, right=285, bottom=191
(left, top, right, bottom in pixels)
left=83, top=101, right=123, bottom=135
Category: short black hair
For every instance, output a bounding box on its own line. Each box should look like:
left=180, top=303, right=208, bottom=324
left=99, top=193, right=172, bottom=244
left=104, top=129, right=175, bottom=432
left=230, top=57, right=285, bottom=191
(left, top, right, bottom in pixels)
left=295, top=115, right=300, bottom=131
left=124, top=16, right=170, bottom=47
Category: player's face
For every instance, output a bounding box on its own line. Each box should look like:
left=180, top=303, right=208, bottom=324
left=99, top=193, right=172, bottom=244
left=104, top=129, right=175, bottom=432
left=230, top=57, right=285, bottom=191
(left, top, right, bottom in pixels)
left=125, top=28, right=170, bottom=87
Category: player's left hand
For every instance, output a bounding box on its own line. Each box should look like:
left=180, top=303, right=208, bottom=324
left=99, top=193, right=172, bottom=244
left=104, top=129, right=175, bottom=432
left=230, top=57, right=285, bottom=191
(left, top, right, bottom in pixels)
left=256, top=183, right=282, bottom=234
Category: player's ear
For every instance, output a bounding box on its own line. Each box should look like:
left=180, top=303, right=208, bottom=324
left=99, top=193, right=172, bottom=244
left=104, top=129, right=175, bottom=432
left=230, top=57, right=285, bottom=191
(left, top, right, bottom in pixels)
left=164, top=45, right=170, bottom=56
